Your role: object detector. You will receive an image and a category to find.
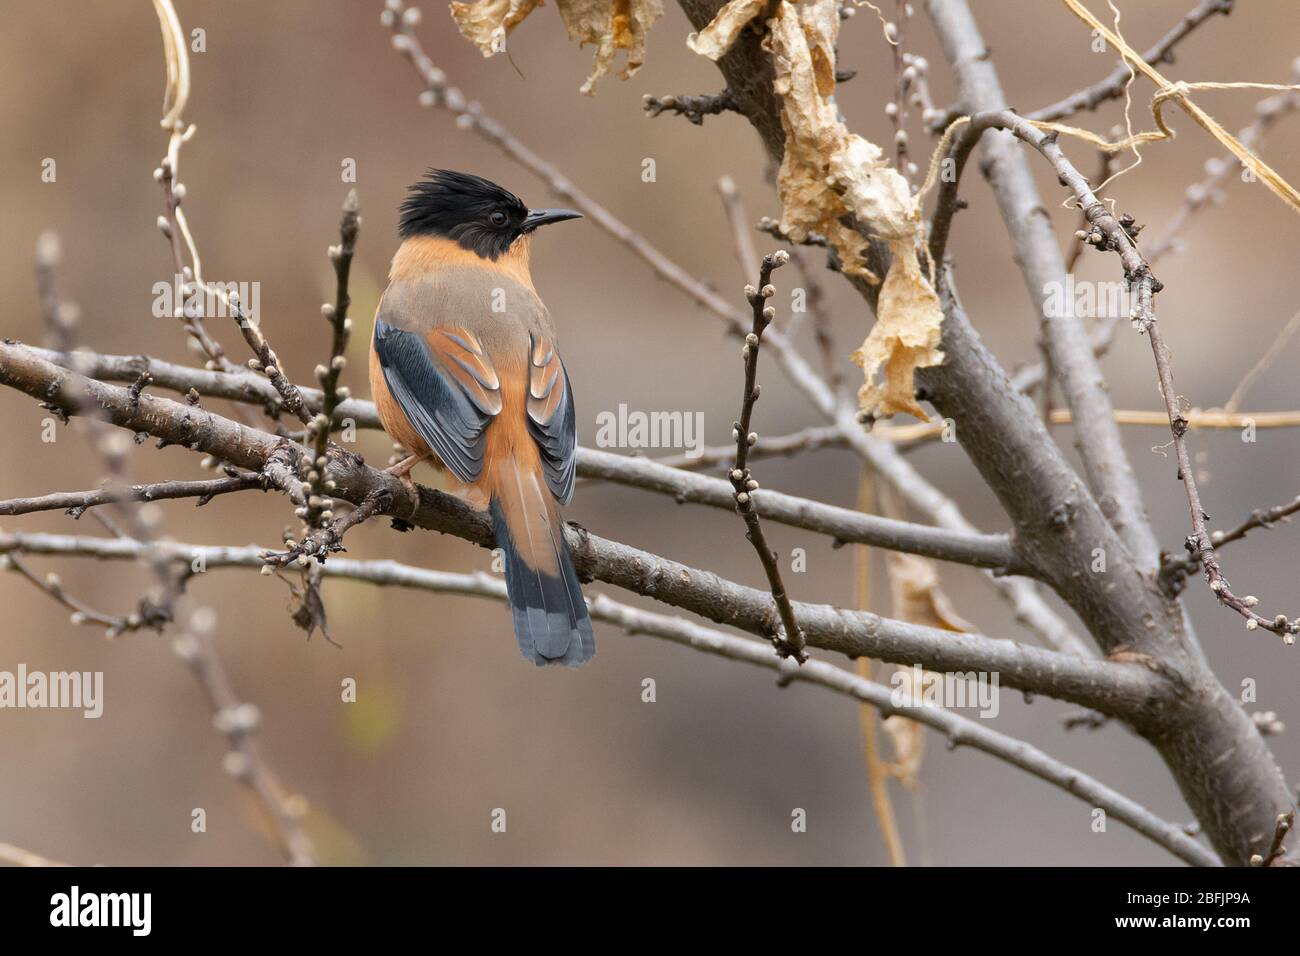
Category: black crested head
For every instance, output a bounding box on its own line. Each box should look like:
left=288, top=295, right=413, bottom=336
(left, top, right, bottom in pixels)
left=399, top=169, right=529, bottom=260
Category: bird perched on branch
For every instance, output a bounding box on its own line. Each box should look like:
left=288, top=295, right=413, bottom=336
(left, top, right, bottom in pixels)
left=368, top=169, right=593, bottom=666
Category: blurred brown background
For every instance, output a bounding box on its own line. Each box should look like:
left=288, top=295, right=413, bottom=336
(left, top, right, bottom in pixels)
left=0, top=0, right=1297, bottom=865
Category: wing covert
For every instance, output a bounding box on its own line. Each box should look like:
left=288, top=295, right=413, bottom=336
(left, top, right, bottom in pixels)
left=373, top=321, right=503, bottom=484
left=526, top=332, right=577, bottom=504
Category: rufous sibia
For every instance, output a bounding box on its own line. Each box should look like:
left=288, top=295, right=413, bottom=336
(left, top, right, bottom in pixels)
left=369, top=170, right=594, bottom=666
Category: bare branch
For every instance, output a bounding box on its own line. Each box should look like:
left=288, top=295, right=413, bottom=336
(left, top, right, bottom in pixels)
left=643, top=88, right=737, bottom=125
left=0, top=528, right=1215, bottom=865
left=1251, top=811, right=1294, bottom=867
left=926, top=4, right=1161, bottom=570
left=0, top=472, right=268, bottom=518
left=729, top=251, right=807, bottom=660
left=0, top=347, right=1167, bottom=715
left=24, top=346, right=1025, bottom=572
left=1028, top=0, right=1235, bottom=124
left=300, top=191, right=361, bottom=527
left=989, top=108, right=1300, bottom=641
left=645, top=424, right=845, bottom=470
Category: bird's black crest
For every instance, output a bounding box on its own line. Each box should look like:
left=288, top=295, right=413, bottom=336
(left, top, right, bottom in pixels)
left=399, top=169, right=528, bottom=260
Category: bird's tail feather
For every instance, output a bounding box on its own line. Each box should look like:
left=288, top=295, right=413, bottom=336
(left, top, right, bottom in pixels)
left=488, top=460, right=594, bottom=667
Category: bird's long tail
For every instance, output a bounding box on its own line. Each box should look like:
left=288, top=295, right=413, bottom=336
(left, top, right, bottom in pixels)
left=488, top=457, right=594, bottom=667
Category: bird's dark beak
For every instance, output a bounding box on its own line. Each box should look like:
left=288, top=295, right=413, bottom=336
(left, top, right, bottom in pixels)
left=522, top=208, right=583, bottom=233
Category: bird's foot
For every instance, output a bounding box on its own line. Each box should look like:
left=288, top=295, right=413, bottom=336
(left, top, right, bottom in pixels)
left=384, top=455, right=425, bottom=518
left=384, top=453, right=425, bottom=479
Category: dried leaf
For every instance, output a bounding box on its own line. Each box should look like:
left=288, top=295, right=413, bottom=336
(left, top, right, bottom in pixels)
left=881, top=710, right=925, bottom=790
left=882, top=552, right=973, bottom=790
left=887, top=552, right=974, bottom=634
left=449, top=0, right=544, bottom=57
left=685, top=0, right=764, bottom=60
left=557, top=0, right=664, bottom=95
left=850, top=241, right=944, bottom=420
left=448, top=0, right=661, bottom=94
left=283, top=568, right=337, bottom=646
left=760, top=0, right=944, bottom=421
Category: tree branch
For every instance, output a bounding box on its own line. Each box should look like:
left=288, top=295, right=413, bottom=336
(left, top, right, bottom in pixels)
left=0, top=342, right=1167, bottom=716
left=24, top=346, right=1027, bottom=573
left=729, top=250, right=807, bottom=660
left=1027, top=0, right=1235, bottom=124
left=0, top=528, right=1216, bottom=865
left=0, top=472, right=268, bottom=518
left=925, top=0, right=1160, bottom=570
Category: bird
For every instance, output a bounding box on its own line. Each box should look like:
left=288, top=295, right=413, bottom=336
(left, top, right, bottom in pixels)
left=368, top=169, right=594, bottom=667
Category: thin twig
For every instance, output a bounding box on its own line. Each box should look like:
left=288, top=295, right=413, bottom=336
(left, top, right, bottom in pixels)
left=730, top=251, right=806, bottom=660
left=1162, top=489, right=1300, bottom=583
left=647, top=424, right=846, bottom=470
left=643, top=88, right=737, bottom=125
left=0, top=472, right=268, bottom=518
left=1027, top=0, right=1235, bottom=124
left=301, top=191, right=361, bottom=528
left=1223, top=306, right=1300, bottom=414
left=0, top=553, right=142, bottom=635
left=716, top=175, right=759, bottom=281
left=1251, top=811, right=1294, bottom=866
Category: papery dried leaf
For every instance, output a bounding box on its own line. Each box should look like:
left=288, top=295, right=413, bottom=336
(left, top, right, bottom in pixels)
left=768, top=2, right=846, bottom=246
left=881, top=710, right=925, bottom=790
left=851, top=241, right=944, bottom=421
left=284, top=568, right=337, bottom=646
left=449, top=0, right=544, bottom=57
left=763, top=0, right=943, bottom=421
left=685, top=0, right=764, bottom=60
left=796, top=0, right=839, bottom=97
left=881, top=551, right=973, bottom=790
left=886, top=552, right=974, bottom=634
left=557, top=0, right=664, bottom=94
left=829, top=137, right=917, bottom=242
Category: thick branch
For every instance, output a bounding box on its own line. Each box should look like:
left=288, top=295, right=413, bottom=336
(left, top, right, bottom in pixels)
left=0, top=342, right=1165, bottom=716
left=26, top=347, right=1025, bottom=574
left=926, top=0, right=1160, bottom=571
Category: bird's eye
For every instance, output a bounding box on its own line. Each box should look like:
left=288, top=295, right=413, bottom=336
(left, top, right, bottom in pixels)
left=490, top=211, right=508, bottom=226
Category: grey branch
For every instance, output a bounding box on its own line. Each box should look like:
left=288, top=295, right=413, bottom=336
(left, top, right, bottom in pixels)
left=0, top=341, right=1166, bottom=715
left=23, top=346, right=1025, bottom=573
left=0, top=528, right=1215, bottom=867
left=926, top=0, right=1161, bottom=572
left=1028, top=0, right=1235, bottom=124
left=729, top=251, right=807, bottom=660
left=643, top=88, right=738, bottom=125
left=0, top=472, right=268, bottom=518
